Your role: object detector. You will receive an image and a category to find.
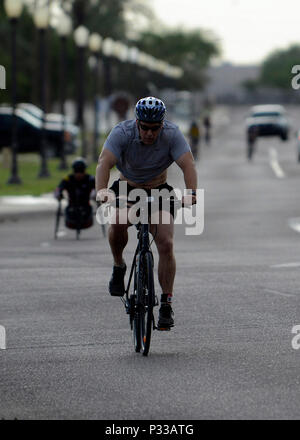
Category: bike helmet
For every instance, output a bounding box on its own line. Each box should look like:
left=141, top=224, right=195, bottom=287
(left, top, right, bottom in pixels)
left=72, top=157, right=87, bottom=173
left=135, top=96, right=166, bottom=123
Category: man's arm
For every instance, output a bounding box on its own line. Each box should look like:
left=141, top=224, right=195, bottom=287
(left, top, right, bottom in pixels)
left=176, top=151, right=197, bottom=190
left=95, top=149, right=118, bottom=201
left=54, top=178, right=67, bottom=200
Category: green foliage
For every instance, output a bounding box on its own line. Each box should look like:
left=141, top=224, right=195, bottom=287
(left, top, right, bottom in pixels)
left=135, top=29, right=220, bottom=90
left=259, top=44, right=300, bottom=89
left=0, top=5, right=36, bottom=103
left=0, top=153, right=97, bottom=196
left=0, top=0, right=220, bottom=109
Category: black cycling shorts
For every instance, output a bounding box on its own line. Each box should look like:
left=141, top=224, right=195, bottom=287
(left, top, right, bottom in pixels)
left=109, top=179, right=176, bottom=218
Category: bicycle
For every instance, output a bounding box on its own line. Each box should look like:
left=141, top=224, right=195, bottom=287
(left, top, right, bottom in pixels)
left=54, top=198, right=106, bottom=240
left=101, top=195, right=184, bottom=356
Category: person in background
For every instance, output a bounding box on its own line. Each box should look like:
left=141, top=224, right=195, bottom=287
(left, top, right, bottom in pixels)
left=188, top=120, right=201, bottom=160
left=203, top=114, right=211, bottom=145
left=55, top=157, right=95, bottom=229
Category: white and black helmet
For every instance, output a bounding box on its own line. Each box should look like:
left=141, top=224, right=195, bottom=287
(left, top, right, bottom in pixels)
left=135, top=96, right=166, bottom=123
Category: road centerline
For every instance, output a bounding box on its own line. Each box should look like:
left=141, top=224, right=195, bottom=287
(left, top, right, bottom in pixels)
left=269, top=147, right=285, bottom=179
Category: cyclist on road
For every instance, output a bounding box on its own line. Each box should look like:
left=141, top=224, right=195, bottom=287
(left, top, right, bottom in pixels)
left=96, top=97, right=198, bottom=330
left=55, top=158, right=95, bottom=229
left=188, top=120, right=201, bottom=160
left=203, top=114, right=211, bottom=145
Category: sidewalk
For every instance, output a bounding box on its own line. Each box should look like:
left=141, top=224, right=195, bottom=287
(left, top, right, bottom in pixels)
left=0, top=193, right=59, bottom=221
left=0, top=169, right=120, bottom=221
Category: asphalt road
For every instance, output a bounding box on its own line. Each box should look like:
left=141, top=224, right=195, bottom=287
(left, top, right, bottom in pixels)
left=1, top=106, right=300, bottom=420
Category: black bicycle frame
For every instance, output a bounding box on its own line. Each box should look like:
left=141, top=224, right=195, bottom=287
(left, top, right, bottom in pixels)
left=124, top=222, right=152, bottom=304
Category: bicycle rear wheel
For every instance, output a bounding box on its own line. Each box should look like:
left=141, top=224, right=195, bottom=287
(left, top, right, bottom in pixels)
left=137, top=252, right=155, bottom=356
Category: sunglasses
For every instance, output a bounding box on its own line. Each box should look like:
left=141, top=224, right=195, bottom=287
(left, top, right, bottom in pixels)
left=138, top=122, right=162, bottom=132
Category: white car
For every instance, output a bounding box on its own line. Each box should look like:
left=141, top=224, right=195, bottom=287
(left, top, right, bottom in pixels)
left=246, top=105, right=289, bottom=141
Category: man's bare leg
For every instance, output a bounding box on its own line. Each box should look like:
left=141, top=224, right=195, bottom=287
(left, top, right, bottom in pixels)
left=108, top=206, right=131, bottom=266
left=151, top=211, right=175, bottom=294
left=108, top=223, right=129, bottom=266
left=108, top=207, right=130, bottom=296
left=150, top=211, right=175, bottom=329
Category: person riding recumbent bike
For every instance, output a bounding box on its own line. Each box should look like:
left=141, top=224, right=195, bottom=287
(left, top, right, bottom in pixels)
left=54, top=158, right=96, bottom=240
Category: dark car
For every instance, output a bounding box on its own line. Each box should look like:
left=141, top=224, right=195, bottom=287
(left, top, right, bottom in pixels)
left=246, top=105, right=289, bottom=141
left=0, top=103, right=79, bottom=156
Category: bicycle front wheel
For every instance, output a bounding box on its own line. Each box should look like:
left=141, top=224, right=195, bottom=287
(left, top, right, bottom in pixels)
left=137, top=252, right=155, bottom=356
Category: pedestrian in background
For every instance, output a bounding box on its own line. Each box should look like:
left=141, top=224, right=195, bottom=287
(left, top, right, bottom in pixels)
left=188, top=120, right=201, bottom=160
left=203, top=114, right=211, bottom=146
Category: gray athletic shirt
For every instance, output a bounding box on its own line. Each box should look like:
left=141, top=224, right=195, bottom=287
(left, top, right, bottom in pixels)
left=103, top=119, right=191, bottom=183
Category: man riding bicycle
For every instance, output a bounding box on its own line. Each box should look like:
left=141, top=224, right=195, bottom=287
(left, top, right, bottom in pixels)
left=96, top=97, right=198, bottom=330
left=55, top=158, right=95, bottom=229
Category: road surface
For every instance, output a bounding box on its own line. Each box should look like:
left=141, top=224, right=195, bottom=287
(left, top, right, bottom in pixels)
left=0, top=106, right=300, bottom=419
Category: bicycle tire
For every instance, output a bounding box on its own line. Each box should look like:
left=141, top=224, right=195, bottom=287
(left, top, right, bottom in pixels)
left=133, top=313, right=141, bottom=352
left=137, top=252, right=155, bottom=356
left=132, top=266, right=141, bottom=352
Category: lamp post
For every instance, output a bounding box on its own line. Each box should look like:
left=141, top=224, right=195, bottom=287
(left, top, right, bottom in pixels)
left=102, top=38, right=114, bottom=97
left=4, top=0, right=23, bottom=185
left=89, top=33, right=102, bottom=162
left=74, top=25, right=89, bottom=158
left=34, top=5, right=51, bottom=178
left=57, top=13, right=72, bottom=170
left=102, top=38, right=115, bottom=132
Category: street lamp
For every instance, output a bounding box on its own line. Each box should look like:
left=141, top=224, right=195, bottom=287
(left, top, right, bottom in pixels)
left=4, top=0, right=23, bottom=185
left=102, top=38, right=114, bottom=97
left=128, top=46, right=139, bottom=65
left=34, top=5, right=51, bottom=178
left=74, top=25, right=89, bottom=158
left=89, top=32, right=102, bottom=162
left=101, top=38, right=115, bottom=132
left=57, top=13, right=72, bottom=170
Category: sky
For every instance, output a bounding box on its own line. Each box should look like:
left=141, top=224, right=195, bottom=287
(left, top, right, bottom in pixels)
left=152, top=0, right=300, bottom=65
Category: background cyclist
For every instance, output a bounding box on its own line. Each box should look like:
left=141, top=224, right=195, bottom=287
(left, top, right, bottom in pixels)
left=55, top=157, right=95, bottom=229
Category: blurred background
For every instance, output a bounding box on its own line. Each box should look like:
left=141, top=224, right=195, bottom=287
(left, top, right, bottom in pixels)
left=1, top=0, right=300, bottom=195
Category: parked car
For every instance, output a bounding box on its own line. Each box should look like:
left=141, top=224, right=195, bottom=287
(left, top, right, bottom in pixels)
left=246, top=105, right=289, bottom=141
left=0, top=103, right=80, bottom=156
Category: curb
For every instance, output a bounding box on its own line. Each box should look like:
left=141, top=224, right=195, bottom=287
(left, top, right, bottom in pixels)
left=0, top=206, right=57, bottom=222
left=0, top=171, right=120, bottom=223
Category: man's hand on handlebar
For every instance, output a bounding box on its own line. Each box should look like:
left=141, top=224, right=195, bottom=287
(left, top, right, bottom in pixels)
left=181, top=195, right=197, bottom=207
left=96, top=188, right=116, bottom=204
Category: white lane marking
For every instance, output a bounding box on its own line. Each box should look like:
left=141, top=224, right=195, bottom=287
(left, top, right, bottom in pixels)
left=40, top=242, right=51, bottom=247
left=0, top=325, right=6, bottom=350
left=57, top=231, right=67, bottom=237
left=269, top=148, right=285, bottom=179
left=288, top=218, right=300, bottom=234
left=263, top=288, right=296, bottom=298
left=271, top=262, right=300, bottom=268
